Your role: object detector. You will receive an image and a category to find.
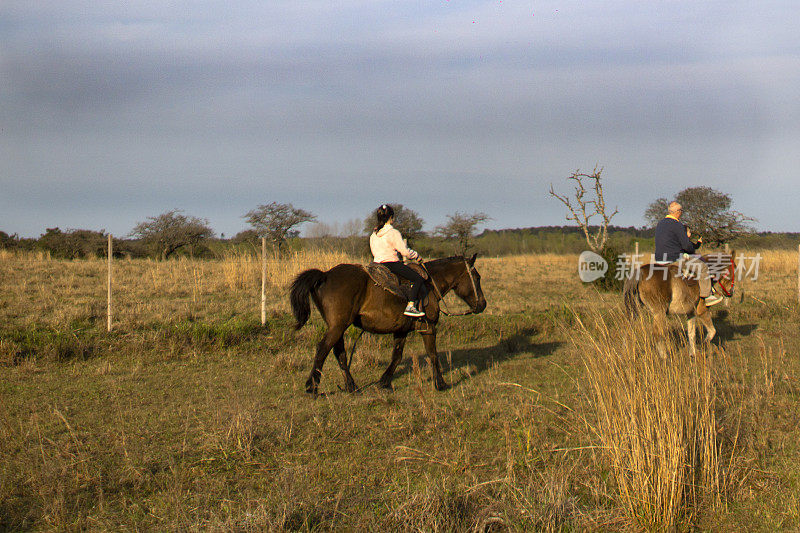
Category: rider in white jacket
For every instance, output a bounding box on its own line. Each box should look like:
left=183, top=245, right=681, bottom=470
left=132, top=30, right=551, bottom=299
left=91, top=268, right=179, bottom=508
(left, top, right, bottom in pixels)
left=369, top=204, right=427, bottom=317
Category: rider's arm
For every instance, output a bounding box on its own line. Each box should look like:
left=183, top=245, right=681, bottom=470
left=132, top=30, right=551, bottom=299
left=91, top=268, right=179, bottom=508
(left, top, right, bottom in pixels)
left=387, top=229, right=420, bottom=261
left=677, top=223, right=697, bottom=254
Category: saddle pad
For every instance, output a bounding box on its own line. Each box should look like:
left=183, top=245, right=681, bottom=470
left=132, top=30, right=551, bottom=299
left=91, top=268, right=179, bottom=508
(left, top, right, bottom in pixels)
left=364, top=262, right=429, bottom=303
left=658, top=255, right=731, bottom=282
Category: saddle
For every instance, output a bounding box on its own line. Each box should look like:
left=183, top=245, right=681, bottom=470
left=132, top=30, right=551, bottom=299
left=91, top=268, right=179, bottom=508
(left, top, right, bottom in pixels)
left=364, top=262, right=429, bottom=302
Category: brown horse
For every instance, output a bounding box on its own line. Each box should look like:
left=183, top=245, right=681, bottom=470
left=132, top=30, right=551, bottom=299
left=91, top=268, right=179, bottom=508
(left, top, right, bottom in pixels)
left=290, top=254, right=487, bottom=394
left=623, top=253, right=736, bottom=355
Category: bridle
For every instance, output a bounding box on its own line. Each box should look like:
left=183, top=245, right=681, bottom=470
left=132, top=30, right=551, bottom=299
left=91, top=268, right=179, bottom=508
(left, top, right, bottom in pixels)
left=421, top=258, right=480, bottom=317
left=715, top=256, right=736, bottom=297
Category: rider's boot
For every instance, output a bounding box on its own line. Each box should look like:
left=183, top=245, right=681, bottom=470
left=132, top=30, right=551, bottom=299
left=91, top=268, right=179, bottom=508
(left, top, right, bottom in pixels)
left=403, top=302, right=425, bottom=317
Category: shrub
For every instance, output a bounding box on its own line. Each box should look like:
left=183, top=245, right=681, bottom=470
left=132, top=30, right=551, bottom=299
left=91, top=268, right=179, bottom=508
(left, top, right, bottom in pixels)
left=0, top=231, right=19, bottom=249
left=36, top=228, right=109, bottom=259
left=593, top=245, right=625, bottom=292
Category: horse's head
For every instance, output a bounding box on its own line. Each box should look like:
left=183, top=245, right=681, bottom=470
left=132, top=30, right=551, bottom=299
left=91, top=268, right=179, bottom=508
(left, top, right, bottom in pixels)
left=451, top=253, right=487, bottom=314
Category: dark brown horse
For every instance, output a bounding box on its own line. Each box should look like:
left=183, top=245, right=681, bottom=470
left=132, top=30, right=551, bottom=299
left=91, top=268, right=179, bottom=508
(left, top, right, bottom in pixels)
left=623, top=253, right=736, bottom=355
left=290, top=254, right=487, bottom=394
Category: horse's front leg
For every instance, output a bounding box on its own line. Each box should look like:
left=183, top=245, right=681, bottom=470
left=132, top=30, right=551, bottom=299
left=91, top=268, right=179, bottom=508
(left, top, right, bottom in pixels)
left=378, top=332, right=408, bottom=390
left=332, top=335, right=358, bottom=393
left=697, top=308, right=716, bottom=344
left=421, top=330, right=448, bottom=391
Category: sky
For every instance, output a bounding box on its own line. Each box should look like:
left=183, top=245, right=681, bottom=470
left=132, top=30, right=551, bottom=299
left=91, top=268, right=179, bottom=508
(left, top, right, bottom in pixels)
left=2, top=1, right=799, bottom=238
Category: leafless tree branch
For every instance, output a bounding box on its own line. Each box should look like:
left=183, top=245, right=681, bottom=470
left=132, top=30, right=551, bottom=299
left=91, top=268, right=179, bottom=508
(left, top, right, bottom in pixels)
left=549, top=167, right=618, bottom=252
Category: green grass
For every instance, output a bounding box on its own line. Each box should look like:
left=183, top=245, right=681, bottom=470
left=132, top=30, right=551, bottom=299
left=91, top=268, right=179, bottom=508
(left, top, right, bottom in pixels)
left=1, top=252, right=799, bottom=530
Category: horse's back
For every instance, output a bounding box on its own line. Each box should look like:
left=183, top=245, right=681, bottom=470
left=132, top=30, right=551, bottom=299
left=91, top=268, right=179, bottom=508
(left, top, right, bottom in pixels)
left=316, top=263, right=369, bottom=297
left=637, top=263, right=699, bottom=315
left=325, top=263, right=368, bottom=278
left=327, top=263, right=415, bottom=333
left=304, top=262, right=415, bottom=333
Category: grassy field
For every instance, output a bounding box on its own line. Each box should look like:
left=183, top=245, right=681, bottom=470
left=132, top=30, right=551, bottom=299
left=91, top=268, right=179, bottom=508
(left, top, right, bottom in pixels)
left=1, top=249, right=799, bottom=530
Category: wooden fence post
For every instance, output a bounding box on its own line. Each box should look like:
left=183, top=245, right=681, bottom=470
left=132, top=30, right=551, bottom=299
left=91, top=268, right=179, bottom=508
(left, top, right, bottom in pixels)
left=107, top=234, right=113, bottom=332
left=261, top=237, right=267, bottom=326
left=724, top=243, right=731, bottom=306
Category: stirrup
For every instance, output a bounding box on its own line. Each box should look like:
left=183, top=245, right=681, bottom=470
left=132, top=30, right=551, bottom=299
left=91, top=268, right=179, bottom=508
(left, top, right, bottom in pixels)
left=703, top=294, right=724, bottom=307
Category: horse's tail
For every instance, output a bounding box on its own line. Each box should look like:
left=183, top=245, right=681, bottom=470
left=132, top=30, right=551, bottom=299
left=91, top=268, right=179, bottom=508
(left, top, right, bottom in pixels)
left=623, top=268, right=642, bottom=319
left=290, top=269, right=327, bottom=330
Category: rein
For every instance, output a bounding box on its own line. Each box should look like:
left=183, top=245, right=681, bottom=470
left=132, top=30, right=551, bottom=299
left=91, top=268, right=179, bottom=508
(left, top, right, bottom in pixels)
left=420, top=259, right=478, bottom=317
left=347, top=329, right=365, bottom=370
left=715, top=256, right=736, bottom=297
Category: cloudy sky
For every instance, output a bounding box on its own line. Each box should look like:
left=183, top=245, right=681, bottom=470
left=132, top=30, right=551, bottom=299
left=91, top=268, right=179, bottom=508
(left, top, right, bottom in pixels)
left=2, top=1, right=798, bottom=238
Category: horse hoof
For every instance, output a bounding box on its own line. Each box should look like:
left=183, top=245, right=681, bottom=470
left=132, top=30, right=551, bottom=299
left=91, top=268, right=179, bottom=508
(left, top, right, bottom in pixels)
left=435, top=381, right=449, bottom=392
left=305, top=379, right=319, bottom=395
left=378, top=380, right=394, bottom=391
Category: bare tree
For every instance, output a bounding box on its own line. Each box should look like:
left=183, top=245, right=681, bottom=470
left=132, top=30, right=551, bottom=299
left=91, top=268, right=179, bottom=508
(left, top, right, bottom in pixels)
left=644, top=186, right=755, bottom=246
left=130, top=209, right=214, bottom=259
left=549, top=168, right=618, bottom=253
left=305, top=221, right=336, bottom=239
left=340, top=218, right=363, bottom=238
left=244, top=202, right=316, bottom=250
left=435, top=211, right=490, bottom=255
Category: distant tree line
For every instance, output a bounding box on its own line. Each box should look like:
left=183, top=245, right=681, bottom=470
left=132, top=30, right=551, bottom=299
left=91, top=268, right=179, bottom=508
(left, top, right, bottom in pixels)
left=1, top=187, right=790, bottom=260
left=2, top=223, right=796, bottom=261
left=0, top=228, right=127, bottom=259
left=0, top=201, right=487, bottom=259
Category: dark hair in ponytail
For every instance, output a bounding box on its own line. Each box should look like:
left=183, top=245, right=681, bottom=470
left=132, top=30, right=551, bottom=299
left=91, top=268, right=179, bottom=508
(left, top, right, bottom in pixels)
left=373, top=204, right=394, bottom=233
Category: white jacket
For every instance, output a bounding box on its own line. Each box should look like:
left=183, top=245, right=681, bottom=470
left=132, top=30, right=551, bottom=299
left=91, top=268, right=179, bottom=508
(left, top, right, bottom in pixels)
left=369, top=224, right=419, bottom=263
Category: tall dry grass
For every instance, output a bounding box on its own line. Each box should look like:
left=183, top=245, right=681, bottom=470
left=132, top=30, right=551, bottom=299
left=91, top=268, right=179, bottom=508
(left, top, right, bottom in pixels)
left=755, top=248, right=797, bottom=276
left=1, top=247, right=798, bottom=529
left=575, top=309, right=725, bottom=529
left=0, top=248, right=360, bottom=331
left=215, top=248, right=358, bottom=291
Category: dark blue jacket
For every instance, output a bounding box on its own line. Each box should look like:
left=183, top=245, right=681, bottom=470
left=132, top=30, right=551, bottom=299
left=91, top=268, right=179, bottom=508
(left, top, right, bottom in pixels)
left=654, top=217, right=699, bottom=262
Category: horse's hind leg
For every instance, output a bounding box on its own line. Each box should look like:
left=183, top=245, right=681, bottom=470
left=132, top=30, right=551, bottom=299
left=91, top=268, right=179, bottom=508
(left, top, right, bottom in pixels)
left=686, top=315, right=698, bottom=355
left=378, top=332, right=408, bottom=391
left=305, top=325, right=346, bottom=395
left=332, top=336, right=358, bottom=393
left=653, top=311, right=669, bottom=359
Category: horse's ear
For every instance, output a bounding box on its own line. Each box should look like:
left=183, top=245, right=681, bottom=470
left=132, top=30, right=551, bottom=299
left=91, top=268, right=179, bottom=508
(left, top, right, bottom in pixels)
left=468, top=253, right=478, bottom=266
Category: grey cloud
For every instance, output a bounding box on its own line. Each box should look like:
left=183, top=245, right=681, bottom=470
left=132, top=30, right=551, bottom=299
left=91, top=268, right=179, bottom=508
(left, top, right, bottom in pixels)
left=1, top=1, right=799, bottom=237
left=3, top=39, right=778, bottom=141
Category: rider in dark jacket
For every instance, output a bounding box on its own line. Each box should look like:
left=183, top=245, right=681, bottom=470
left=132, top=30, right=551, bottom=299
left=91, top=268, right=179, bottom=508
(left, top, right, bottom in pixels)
left=654, top=202, right=722, bottom=306
left=654, top=214, right=700, bottom=262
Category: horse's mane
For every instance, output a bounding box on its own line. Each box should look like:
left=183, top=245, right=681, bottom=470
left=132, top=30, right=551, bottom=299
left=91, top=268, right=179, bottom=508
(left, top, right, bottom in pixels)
left=424, top=256, right=466, bottom=269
